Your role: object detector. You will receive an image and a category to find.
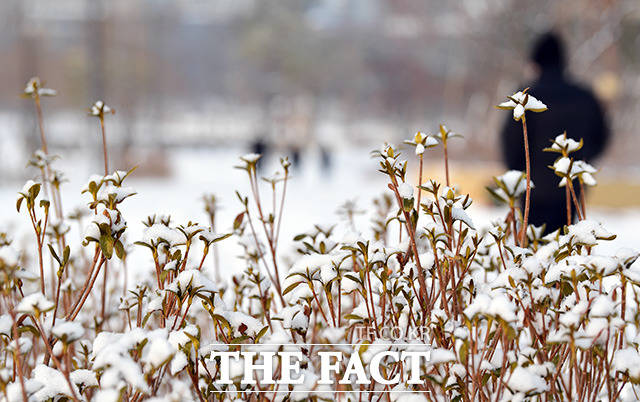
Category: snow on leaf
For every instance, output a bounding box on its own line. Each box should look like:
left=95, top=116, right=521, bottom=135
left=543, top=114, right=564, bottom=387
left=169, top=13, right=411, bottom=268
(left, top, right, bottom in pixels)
left=16, top=293, right=54, bottom=315
left=398, top=183, right=414, bottom=199
left=52, top=320, right=85, bottom=343
left=507, top=366, right=549, bottom=394
left=32, top=364, right=80, bottom=401
left=451, top=207, right=475, bottom=229
left=614, top=348, right=640, bottom=379
left=497, top=90, right=547, bottom=121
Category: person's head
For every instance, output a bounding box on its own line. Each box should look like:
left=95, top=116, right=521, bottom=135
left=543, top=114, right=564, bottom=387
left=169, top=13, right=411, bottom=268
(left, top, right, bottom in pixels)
left=530, top=31, right=566, bottom=71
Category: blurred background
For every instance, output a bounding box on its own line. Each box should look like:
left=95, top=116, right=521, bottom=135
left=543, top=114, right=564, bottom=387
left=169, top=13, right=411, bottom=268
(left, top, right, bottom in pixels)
left=0, top=0, right=639, bottom=214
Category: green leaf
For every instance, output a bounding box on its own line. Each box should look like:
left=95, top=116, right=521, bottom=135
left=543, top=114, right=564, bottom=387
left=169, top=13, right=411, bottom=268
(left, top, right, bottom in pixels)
left=100, top=234, right=114, bottom=259
left=230, top=335, right=249, bottom=344
left=212, top=314, right=231, bottom=331
left=212, top=233, right=232, bottom=243
left=344, top=274, right=362, bottom=286
left=255, top=326, right=269, bottom=343
left=63, top=245, right=71, bottom=265
left=29, top=183, right=41, bottom=200
left=283, top=281, right=302, bottom=296
left=134, top=241, right=154, bottom=250
left=233, top=212, right=245, bottom=230
left=48, top=244, right=61, bottom=266
left=185, top=331, right=200, bottom=347
left=87, top=181, right=97, bottom=195
left=120, top=166, right=138, bottom=182
left=459, top=341, right=469, bottom=362
left=114, top=240, right=125, bottom=259
left=486, top=187, right=508, bottom=204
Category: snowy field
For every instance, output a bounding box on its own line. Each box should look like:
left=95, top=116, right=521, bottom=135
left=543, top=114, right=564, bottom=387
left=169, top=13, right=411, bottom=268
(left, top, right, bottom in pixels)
left=1, top=146, right=639, bottom=285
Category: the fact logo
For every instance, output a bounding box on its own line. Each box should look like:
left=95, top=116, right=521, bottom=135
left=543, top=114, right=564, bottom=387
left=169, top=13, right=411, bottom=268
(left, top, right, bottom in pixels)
left=209, top=343, right=431, bottom=390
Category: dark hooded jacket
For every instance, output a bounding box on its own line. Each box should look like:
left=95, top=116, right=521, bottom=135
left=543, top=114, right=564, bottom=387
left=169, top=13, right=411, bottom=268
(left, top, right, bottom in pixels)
left=500, top=33, right=609, bottom=233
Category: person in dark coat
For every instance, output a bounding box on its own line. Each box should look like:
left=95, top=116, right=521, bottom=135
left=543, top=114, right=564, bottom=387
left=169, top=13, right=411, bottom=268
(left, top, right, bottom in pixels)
left=501, top=31, right=609, bottom=234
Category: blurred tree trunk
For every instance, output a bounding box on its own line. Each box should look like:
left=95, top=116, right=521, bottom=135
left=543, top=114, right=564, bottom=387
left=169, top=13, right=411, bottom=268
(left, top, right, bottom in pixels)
left=18, top=0, right=39, bottom=157
left=86, top=0, right=107, bottom=172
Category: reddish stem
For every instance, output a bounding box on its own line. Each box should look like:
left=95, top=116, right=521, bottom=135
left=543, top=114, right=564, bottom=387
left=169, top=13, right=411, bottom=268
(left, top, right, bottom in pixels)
left=519, top=115, right=531, bottom=246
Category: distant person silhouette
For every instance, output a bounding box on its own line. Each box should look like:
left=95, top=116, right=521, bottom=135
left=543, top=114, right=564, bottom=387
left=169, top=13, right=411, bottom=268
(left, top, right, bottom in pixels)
left=251, top=137, right=268, bottom=172
left=501, top=32, right=609, bottom=234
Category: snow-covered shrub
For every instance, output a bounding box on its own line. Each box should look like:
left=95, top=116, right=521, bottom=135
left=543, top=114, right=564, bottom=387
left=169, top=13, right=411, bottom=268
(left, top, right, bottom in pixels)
left=1, top=78, right=640, bottom=402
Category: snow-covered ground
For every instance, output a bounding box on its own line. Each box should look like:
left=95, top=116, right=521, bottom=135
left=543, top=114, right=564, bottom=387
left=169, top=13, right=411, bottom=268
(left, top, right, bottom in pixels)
left=1, top=146, right=639, bottom=285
